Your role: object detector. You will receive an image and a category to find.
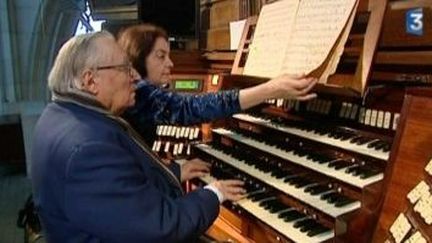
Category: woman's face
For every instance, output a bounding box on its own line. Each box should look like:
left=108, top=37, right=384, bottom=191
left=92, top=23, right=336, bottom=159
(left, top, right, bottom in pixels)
left=145, top=37, right=174, bottom=86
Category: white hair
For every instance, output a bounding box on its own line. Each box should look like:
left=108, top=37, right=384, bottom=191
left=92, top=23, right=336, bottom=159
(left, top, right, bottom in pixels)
left=47, top=31, right=114, bottom=100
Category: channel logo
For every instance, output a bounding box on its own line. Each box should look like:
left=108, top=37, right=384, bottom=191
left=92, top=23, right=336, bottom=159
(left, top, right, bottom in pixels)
left=406, top=8, right=424, bottom=36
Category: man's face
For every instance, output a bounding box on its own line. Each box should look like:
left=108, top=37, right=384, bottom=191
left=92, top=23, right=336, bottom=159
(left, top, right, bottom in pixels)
left=91, top=37, right=137, bottom=114
left=145, top=37, right=173, bottom=86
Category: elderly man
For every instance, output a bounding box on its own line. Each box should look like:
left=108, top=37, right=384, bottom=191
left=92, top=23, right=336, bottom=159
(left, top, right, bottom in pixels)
left=31, top=31, right=317, bottom=243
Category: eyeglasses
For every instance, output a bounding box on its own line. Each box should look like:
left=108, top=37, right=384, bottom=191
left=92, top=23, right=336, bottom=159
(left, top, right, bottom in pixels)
left=95, top=63, right=134, bottom=77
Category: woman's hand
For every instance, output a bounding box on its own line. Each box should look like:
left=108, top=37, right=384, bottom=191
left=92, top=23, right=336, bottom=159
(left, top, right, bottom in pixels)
left=239, top=73, right=318, bottom=110
left=264, top=73, right=318, bottom=101
left=180, top=158, right=210, bottom=182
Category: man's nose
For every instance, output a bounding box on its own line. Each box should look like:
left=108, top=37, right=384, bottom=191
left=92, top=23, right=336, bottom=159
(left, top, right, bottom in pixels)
left=167, top=57, right=174, bottom=68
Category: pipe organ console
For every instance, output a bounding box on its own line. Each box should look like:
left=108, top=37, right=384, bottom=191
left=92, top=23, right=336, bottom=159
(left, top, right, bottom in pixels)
left=176, top=0, right=432, bottom=242
left=189, top=91, right=399, bottom=242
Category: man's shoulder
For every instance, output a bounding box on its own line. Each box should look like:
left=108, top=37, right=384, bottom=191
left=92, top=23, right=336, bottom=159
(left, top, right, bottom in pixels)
left=39, top=102, right=122, bottom=143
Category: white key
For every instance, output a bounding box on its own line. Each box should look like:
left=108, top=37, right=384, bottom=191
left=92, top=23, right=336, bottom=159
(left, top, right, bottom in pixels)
left=164, top=142, right=170, bottom=153
left=155, top=141, right=162, bottom=152
left=151, top=141, right=158, bottom=151
left=178, top=143, right=184, bottom=155
left=193, top=127, right=200, bottom=139
left=173, top=143, right=179, bottom=156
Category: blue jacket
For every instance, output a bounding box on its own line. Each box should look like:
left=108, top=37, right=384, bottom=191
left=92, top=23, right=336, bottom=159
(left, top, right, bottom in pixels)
left=124, top=80, right=241, bottom=145
left=31, top=102, right=221, bottom=243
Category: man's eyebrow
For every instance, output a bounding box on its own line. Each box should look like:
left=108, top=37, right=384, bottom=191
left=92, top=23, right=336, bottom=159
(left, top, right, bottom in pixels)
left=155, top=49, right=168, bottom=54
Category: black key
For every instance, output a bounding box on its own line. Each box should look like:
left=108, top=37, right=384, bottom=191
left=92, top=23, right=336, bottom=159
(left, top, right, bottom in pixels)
left=340, top=132, right=355, bottom=141
left=345, top=165, right=363, bottom=175
left=278, top=209, right=294, bottom=219
left=334, top=196, right=356, bottom=207
left=293, top=149, right=307, bottom=157
left=349, top=136, right=363, bottom=144
left=328, top=160, right=352, bottom=170
left=300, top=221, right=320, bottom=233
left=271, top=169, right=287, bottom=179
left=249, top=192, right=270, bottom=201
left=268, top=201, right=288, bottom=213
left=284, top=175, right=301, bottom=183
left=374, top=141, right=390, bottom=151
left=305, top=184, right=331, bottom=195
left=356, top=137, right=373, bottom=145
left=321, top=192, right=338, bottom=201
left=259, top=198, right=278, bottom=209
left=325, top=192, right=341, bottom=204
left=359, top=168, right=381, bottom=179
left=294, top=218, right=315, bottom=229
left=282, top=210, right=306, bottom=222
left=366, top=139, right=381, bottom=148
left=292, top=178, right=314, bottom=188
left=307, top=225, right=331, bottom=236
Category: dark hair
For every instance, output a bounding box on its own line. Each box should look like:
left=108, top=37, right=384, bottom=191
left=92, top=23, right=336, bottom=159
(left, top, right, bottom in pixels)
left=117, top=24, right=168, bottom=78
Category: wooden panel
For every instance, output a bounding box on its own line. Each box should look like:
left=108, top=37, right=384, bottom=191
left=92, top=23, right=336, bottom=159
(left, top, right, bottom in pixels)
left=170, top=50, right=208, bottom=74
left=209, top=0, right=240, bottom=29
left=381, top=3, right=432, bottom=47
left=373, top=88, right=432, bottom=242
left=206, top=216, right=251, bottom=243
left=207, top=27, right=231, bottom=50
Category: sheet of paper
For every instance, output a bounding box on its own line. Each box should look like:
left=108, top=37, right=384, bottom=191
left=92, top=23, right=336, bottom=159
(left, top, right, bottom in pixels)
left=319, top=0, right=358, bottom=83
left=243, top=0, right=300, bottom=78
left=281, top=0, right=358, bottom=75
left=230, top=19, right=247, bottom=50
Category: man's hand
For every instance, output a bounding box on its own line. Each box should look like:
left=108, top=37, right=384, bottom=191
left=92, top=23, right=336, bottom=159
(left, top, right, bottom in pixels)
left=210, top=180, right=246, bottom=202
left=180, top=158, right=210, bottom=182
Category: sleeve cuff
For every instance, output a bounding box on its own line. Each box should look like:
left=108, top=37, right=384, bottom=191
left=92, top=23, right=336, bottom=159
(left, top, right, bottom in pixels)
left=204, top=184, right=224, bottom=203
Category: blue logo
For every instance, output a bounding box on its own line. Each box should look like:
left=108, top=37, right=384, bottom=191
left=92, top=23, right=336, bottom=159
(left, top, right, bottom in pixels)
left=406, top=8, right=424, bottom=36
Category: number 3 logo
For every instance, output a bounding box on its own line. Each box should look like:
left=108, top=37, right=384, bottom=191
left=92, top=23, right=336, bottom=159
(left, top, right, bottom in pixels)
left=406, top=8, right=424, bottom=36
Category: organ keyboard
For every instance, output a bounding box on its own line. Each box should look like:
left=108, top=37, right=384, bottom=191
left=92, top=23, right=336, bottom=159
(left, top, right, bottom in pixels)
left=231, top=113, right=391, bottom=161
left=189, top=93, right=393, bottom=242
left=195, top=143, right=361, bottom=217
left=209, top=127, right=383, bottom=189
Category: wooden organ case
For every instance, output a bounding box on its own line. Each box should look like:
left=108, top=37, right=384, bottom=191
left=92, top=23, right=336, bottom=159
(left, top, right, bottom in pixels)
left=372, top=88, right=432, bottom=243
left=183, top=0, right=432, bottom=242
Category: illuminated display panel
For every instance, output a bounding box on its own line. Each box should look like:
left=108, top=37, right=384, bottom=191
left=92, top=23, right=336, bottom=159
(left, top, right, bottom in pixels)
left=173, top=79, right=202, bottom=91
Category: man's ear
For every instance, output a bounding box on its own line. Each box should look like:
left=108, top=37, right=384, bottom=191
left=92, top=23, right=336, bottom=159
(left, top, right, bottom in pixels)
left=81, top=69, right=98, bottom=95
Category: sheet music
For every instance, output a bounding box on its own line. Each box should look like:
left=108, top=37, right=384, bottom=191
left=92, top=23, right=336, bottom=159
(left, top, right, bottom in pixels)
left=281, top=0, right=358, bottom=75
left=319, top=0, right=358, bottom=83
left=244, top=0, right=358, bottom=78
left=243, top=0, right=300, bottom=78
left=230, top=19, right=247, bottom=50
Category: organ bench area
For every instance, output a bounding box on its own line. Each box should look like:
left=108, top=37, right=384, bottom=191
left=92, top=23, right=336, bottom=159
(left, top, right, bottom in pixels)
left=174, top=0, right=431, bottom=242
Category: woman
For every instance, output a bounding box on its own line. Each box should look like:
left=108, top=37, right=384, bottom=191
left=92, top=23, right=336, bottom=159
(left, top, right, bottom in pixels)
left=117, top=23, right=318, bottom=146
